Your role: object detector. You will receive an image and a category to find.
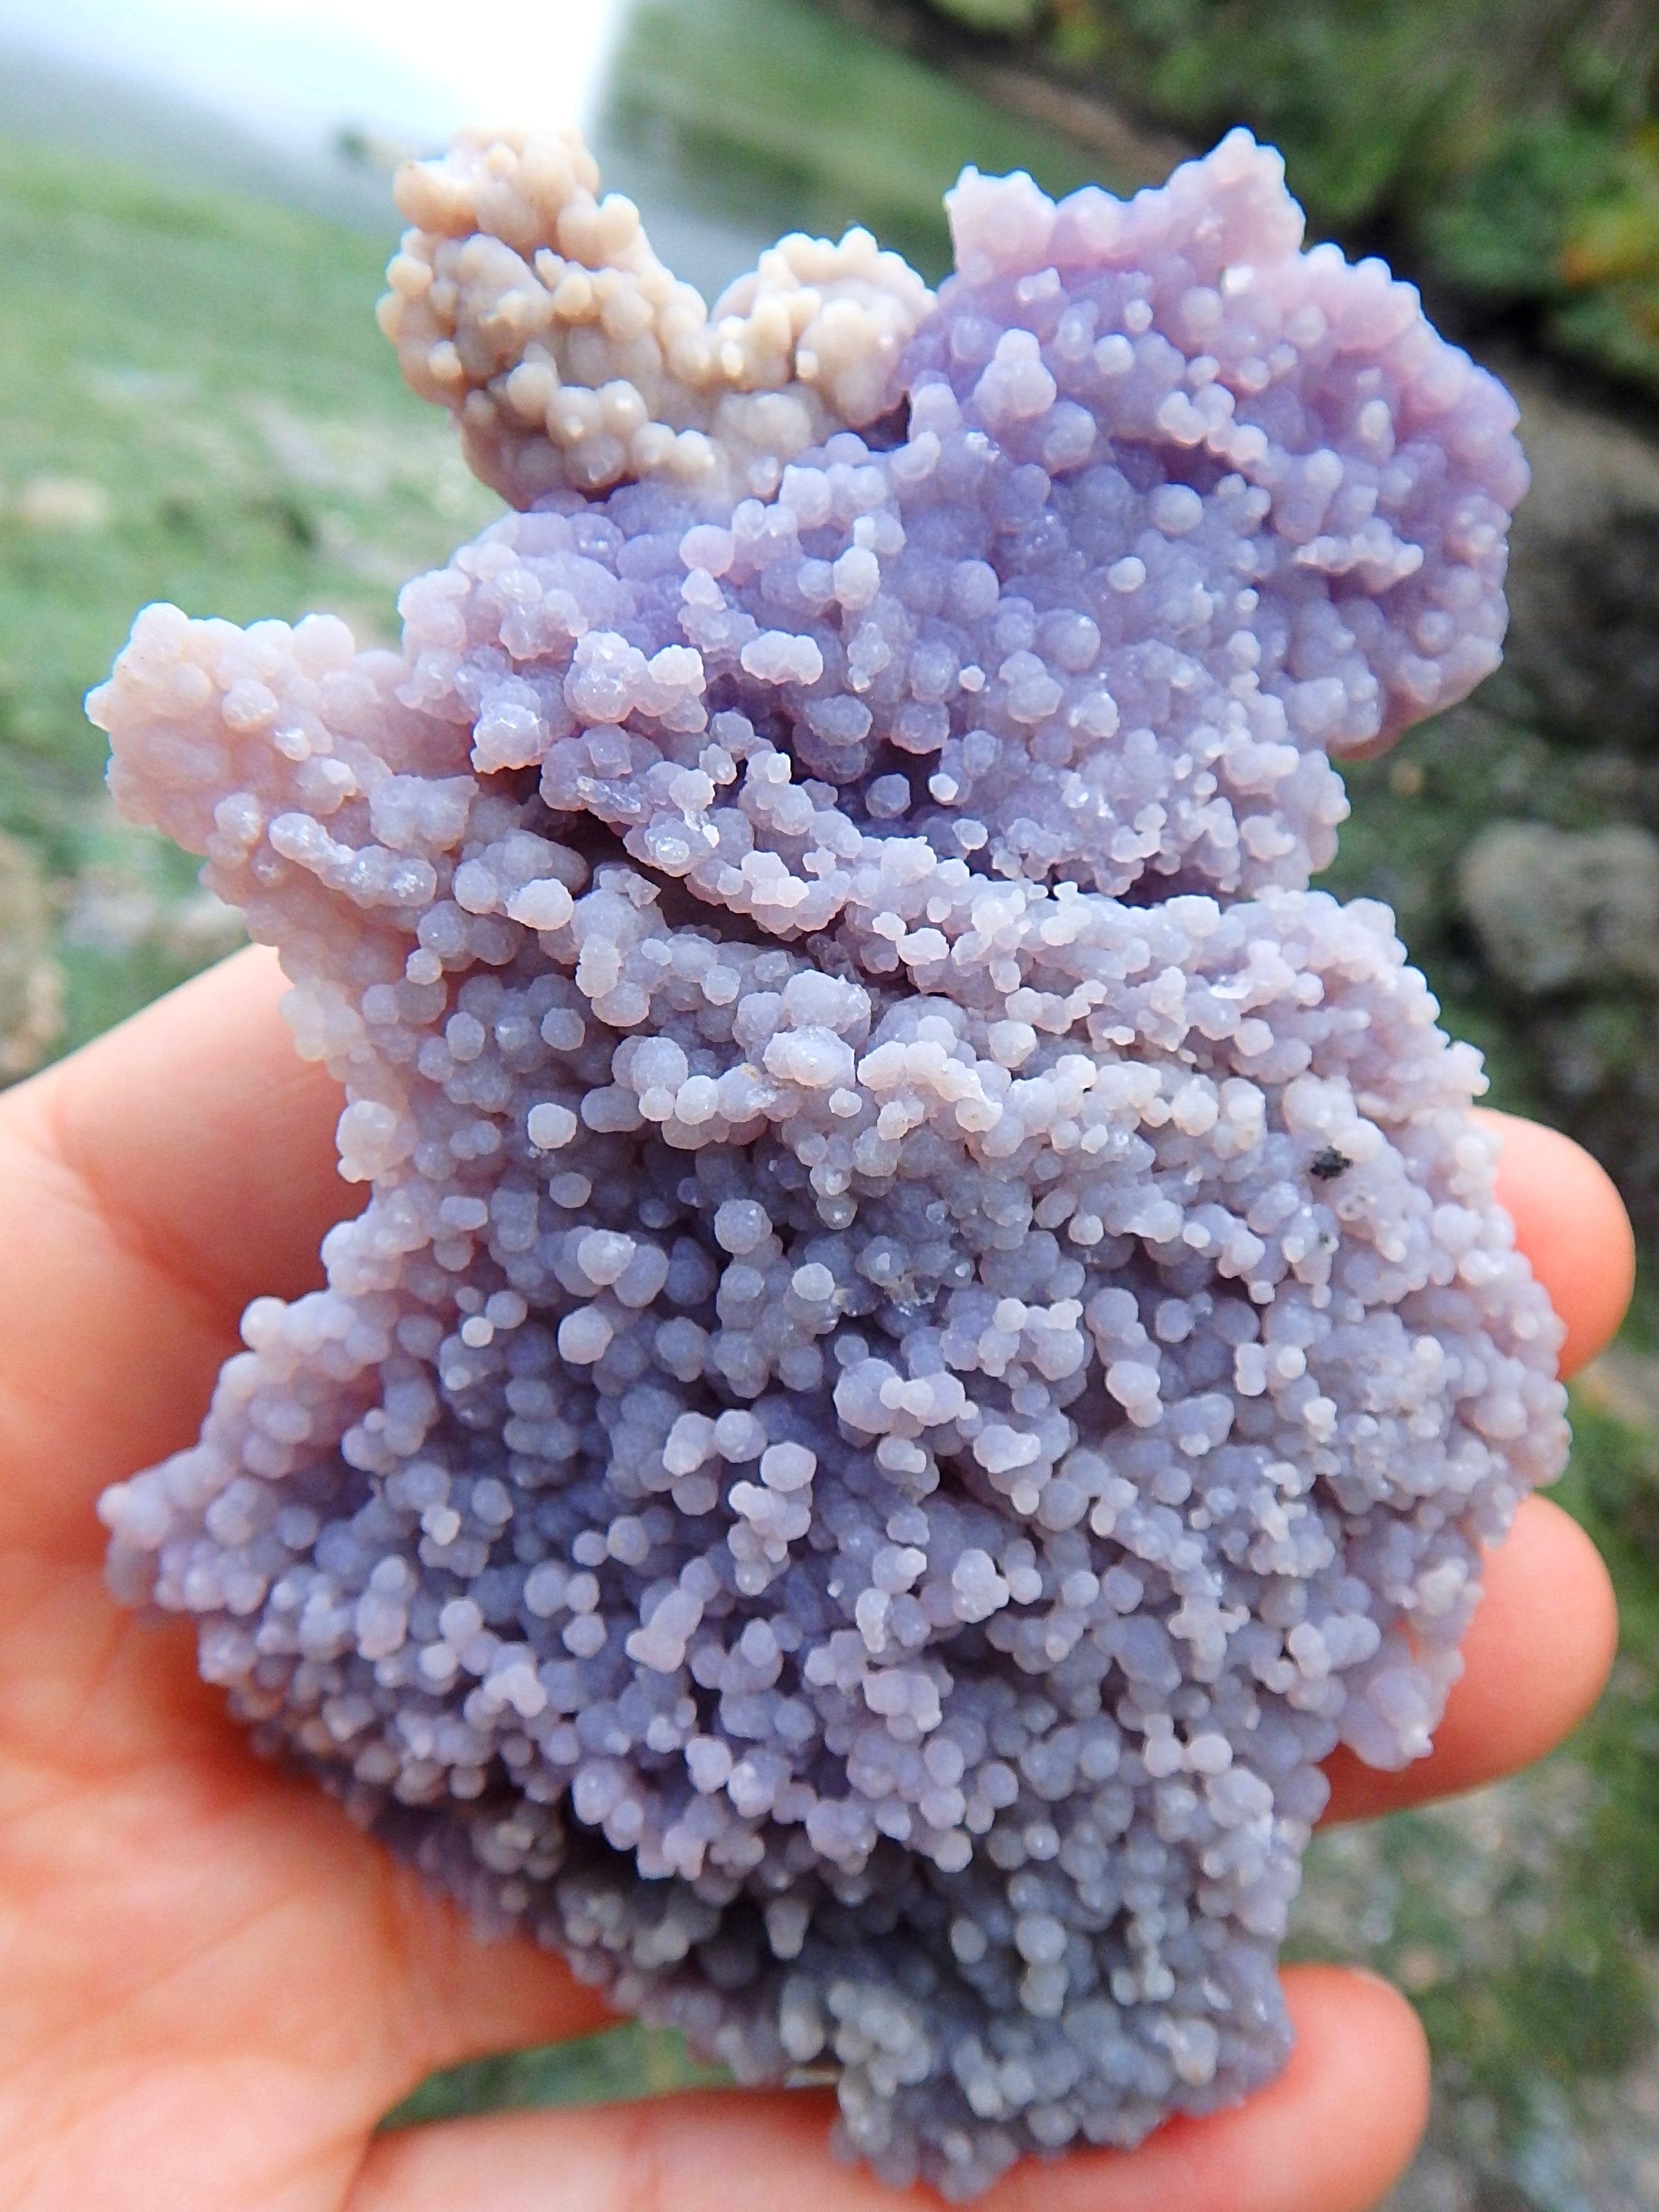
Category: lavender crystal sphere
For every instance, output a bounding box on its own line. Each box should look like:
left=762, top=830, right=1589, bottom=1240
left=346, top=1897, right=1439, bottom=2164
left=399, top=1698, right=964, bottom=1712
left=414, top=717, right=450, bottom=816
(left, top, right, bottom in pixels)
left=90, top=125, right=1564, bottom=2196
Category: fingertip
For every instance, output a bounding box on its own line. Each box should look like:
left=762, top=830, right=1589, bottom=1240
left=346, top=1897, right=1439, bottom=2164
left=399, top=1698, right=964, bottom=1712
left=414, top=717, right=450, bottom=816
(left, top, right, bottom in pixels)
left=1020, top=1964, right=1428, bottom=2212
left=1165, top=1967, right=1431, bottom=2212
left=1022, top=1964, right=1433, bottom=2203
left=355, top=1969, right=1435, bottom=2212
left=1451, top=1494, right=1618, bottom=1770
left=1283, top=1973, right=1433, bottom=2212
left=1479, top=1109, right=1633, bottom=1376
left=1322, top=1493, right=1618, bottom=1824
left=1280, top=1965, right=1432, bottom=2173
left=19, top=942, right=355, bottom=1312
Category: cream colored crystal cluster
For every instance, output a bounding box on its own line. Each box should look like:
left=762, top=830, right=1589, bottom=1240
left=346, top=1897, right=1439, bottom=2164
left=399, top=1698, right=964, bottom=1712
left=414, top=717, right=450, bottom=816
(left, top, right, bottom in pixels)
left=380, top=125, right=934, bottom=506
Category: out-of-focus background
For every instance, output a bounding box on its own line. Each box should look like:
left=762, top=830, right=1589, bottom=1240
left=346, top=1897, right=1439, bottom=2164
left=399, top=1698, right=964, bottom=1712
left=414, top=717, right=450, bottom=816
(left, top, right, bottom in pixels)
left=3, top=0, right=1659, bottom=2200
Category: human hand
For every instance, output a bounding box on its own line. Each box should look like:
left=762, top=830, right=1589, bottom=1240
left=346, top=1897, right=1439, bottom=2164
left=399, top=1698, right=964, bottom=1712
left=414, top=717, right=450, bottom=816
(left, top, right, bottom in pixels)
left=0, top=947, right=1629, bottom=2212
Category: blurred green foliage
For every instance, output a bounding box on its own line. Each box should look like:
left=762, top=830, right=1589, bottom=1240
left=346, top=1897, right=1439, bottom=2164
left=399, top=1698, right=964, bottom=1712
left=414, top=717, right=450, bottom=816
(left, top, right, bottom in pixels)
left=921, top=0, right=1659, bottom=394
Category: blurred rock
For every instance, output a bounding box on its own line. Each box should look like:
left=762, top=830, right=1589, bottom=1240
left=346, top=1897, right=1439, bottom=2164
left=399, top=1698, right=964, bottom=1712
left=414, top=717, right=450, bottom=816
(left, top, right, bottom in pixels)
left=14, top=474, right=111, bottom=529
left=1461, top=823, right=1659, bottom=995
left=63, top=868, right=244, bottom=963
left=1502, top=373, right=1659, bottom=753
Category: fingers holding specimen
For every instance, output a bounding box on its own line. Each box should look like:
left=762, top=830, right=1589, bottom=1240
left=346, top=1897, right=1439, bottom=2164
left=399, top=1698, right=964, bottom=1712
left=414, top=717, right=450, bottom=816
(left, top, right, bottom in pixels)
left=348, top=1967, right=1427, bottom=2212
left=1323, top=1493, right=1617, bottom=1825
left=1483, top=1108, right=1633, bottom=1378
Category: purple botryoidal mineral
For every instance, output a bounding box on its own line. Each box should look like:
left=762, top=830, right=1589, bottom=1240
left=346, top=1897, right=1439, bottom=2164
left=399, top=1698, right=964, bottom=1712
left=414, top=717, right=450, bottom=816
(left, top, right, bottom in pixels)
left=91, top=124, right=1566, bottom=2196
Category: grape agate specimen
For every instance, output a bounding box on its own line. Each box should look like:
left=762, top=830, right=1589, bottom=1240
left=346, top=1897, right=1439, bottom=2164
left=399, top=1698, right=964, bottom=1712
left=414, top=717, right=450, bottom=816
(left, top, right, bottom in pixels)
left=92, top=124, right=1566, bottom=2196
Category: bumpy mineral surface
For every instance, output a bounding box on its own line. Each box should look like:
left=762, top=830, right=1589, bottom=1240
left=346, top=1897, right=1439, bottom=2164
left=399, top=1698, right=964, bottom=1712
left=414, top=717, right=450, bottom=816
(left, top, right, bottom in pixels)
left=91, top=124, right=1566, bottom=2195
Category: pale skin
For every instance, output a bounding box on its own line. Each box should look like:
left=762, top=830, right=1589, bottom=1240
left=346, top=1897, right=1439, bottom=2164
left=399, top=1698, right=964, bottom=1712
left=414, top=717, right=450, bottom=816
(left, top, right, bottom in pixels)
left=0, top=947, right=1631, bottom=2212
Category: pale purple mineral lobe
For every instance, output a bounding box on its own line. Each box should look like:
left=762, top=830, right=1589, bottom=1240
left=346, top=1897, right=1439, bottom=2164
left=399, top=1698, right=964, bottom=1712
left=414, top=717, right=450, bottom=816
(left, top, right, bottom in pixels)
left=90, top=124, right=1564, bottom=2196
